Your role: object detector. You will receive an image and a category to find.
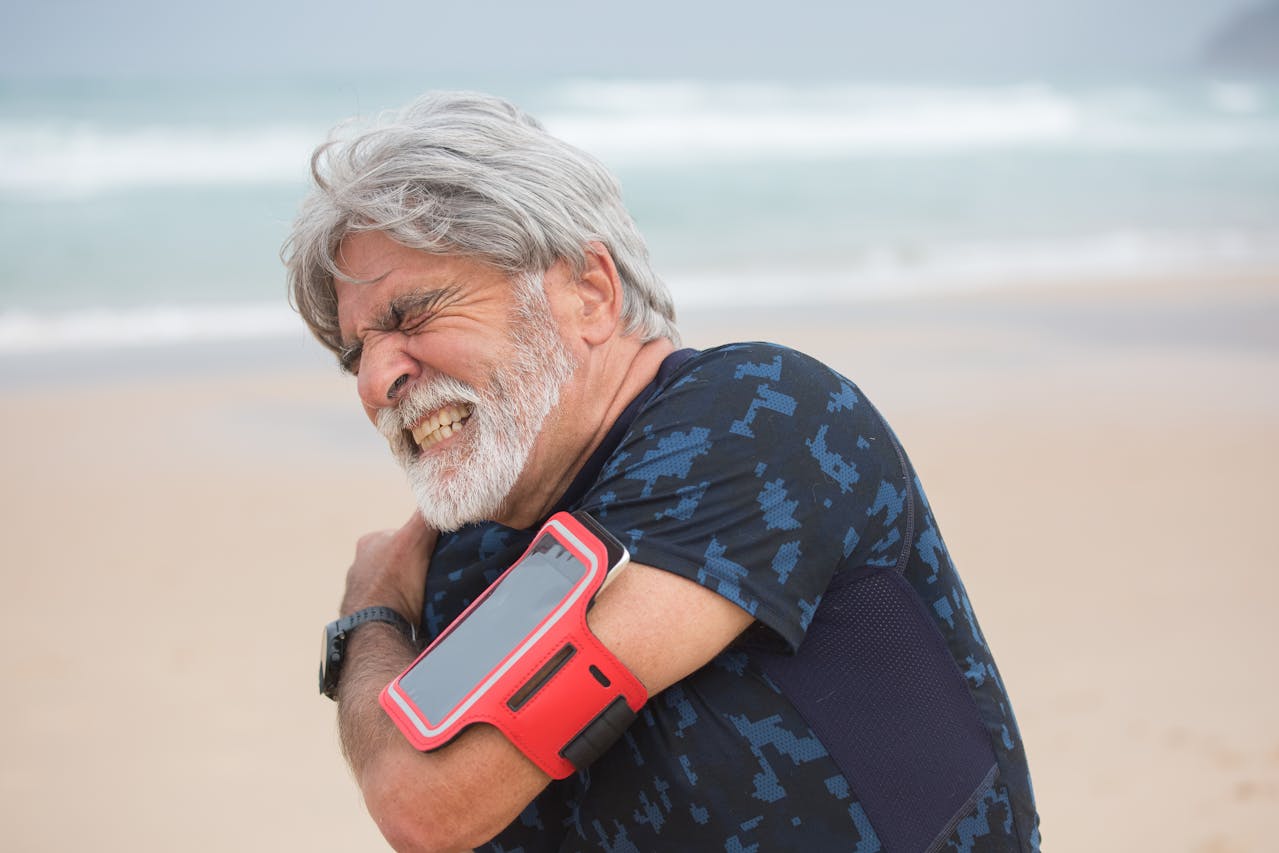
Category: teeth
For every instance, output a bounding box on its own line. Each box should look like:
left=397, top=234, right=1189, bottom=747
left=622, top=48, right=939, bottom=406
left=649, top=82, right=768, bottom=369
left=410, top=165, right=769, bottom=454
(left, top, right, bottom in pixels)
left=410, top=404, right=473, bottom=450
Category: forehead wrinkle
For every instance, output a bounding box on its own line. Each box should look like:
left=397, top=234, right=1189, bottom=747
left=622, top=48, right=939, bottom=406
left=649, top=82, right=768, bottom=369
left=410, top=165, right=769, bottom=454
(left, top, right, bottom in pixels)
left=335, top=270, right=392, bottom=289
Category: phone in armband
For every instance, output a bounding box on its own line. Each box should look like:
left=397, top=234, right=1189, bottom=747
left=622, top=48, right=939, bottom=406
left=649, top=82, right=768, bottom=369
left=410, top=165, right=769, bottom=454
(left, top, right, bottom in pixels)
left=380, top=510, right=648, bottom=779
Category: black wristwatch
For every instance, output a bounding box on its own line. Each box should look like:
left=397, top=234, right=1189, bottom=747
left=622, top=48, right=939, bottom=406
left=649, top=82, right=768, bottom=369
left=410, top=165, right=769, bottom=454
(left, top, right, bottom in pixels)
left=319, top=606, right=417, bottom=700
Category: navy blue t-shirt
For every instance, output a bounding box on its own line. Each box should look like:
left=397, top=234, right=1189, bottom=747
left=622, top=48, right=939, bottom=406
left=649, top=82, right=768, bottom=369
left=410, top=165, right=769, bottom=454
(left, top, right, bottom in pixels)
left=423, top=343, right=1040, bottom=852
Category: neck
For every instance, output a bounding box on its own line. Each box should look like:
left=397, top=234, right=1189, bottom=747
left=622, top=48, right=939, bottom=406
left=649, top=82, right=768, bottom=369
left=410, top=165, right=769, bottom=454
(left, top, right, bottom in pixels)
left=495, top=336, right=677, bottom=529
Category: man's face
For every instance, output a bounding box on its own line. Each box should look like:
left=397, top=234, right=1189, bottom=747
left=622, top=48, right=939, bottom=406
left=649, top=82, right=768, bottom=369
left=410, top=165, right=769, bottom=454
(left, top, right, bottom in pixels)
left=334, top=231, right=577, bottom=531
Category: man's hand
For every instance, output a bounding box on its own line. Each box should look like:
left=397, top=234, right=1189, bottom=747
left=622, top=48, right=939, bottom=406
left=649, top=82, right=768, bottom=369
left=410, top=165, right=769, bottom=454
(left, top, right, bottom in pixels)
left=340, top=511, right=437, bottom=622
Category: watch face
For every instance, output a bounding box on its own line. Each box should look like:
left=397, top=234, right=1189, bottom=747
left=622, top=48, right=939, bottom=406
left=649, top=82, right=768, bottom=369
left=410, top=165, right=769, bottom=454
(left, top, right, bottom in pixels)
left=319, top=621, right=342, bottom=697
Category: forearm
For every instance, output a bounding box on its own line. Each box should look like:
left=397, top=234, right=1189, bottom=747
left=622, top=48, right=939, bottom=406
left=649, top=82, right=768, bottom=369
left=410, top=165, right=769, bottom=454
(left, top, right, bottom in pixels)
left=331, top=515, right=501, bottom=850
left=334, top=614, right=550, bottom=852
left=335, top=622, right=458, bottom=851
left=336, top=621, right=417, bottom=782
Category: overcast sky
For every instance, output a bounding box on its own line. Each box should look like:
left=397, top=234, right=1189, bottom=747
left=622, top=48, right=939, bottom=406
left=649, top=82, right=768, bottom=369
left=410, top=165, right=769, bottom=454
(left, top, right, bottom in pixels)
left=0, top=0, right=1261, bottom=80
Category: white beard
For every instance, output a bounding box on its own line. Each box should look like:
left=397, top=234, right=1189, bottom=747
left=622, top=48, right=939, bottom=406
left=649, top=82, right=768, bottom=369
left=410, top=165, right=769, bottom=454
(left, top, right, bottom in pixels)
left=376, top=278, right=577, bottom=531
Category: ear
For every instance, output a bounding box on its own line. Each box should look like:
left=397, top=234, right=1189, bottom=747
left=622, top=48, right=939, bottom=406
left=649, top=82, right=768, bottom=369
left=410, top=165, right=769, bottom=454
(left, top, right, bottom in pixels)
left=573, top=241, right=624, bottom=346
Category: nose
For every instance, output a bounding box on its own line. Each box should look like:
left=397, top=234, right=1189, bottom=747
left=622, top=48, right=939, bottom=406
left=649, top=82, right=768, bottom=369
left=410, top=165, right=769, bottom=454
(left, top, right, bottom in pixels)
left=357, top=334, right=420, bottom=420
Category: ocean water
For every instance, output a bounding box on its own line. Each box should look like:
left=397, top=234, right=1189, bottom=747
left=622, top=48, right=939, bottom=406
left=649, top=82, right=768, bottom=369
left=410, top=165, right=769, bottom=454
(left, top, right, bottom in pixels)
left=1, top=74, right=1277, bottom=355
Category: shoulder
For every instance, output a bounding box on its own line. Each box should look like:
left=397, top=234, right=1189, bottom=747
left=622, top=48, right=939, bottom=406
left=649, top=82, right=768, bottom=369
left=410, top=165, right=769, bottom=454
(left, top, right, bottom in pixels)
left=647, top=342, right=855, bottom=414
left=640, top=342, right=880, bottom=440
left=581, top=342, right=904, bottom=652
left=664, top=341, right=837, bottom=385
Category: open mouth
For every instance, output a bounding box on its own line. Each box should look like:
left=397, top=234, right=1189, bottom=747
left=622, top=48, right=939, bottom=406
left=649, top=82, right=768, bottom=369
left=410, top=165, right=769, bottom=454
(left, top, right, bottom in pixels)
left=409, top=403, right=474, bottom=453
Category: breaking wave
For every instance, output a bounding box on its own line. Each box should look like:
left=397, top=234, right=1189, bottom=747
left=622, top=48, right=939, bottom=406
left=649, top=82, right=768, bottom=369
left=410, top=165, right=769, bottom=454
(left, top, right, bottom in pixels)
left=3, top=79, right=1275, bottom=195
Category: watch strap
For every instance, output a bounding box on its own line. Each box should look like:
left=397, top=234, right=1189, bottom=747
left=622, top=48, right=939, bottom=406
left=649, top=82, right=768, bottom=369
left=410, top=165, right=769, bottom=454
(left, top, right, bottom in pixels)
left=339, top=606, right=417, bottom=644
left=321, top=606, right=418, bottom=700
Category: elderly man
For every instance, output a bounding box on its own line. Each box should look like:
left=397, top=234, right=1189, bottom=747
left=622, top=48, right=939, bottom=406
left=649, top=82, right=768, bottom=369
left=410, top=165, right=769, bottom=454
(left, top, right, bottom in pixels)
left=288, top=92, right=1039, bottom=852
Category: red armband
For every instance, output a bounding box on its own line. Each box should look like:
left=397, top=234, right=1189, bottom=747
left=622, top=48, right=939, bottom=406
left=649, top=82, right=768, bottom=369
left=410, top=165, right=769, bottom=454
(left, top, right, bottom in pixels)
left=380, top=511, right=647, bottom=778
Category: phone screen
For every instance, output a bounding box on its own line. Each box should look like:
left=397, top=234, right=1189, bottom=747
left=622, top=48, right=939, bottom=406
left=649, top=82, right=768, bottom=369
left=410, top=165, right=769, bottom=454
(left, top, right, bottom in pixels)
left=396, top=532, right=590, bottom=724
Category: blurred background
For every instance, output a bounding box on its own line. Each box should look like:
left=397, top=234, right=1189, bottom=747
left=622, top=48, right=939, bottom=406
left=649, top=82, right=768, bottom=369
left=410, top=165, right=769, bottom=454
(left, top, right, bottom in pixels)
left=1, top=1, right=1276, bottom=851
left=2, top=0, right=1276, bottom=360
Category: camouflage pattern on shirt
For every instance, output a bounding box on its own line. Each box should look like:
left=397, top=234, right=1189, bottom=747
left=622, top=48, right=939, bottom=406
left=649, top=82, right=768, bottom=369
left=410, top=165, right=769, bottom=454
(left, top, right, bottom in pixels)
left=423, top=343, right=1040, bottom=851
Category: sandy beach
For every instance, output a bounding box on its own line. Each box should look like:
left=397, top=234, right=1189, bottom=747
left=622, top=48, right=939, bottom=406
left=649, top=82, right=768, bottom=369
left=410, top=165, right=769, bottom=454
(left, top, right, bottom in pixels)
left=2, top=270, right=1276, bottom=851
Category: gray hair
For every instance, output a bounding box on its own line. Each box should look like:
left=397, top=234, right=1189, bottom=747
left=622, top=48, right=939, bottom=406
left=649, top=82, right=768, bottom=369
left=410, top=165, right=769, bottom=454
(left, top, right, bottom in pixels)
left=283, top=91, right=680, bottom=356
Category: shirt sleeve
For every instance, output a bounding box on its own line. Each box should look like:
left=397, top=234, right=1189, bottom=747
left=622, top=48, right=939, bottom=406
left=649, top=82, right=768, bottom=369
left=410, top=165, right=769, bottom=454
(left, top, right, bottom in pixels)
left=577, top=342, right=908, bottom=653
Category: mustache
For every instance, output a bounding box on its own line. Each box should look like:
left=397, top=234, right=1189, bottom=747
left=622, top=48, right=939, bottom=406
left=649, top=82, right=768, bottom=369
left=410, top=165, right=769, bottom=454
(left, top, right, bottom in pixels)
left=376, top=374, right=482, bottom=444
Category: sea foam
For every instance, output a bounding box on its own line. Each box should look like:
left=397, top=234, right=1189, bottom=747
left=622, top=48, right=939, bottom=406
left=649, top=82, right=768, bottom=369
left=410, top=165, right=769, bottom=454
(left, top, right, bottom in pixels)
left=3, top=80, right=1275, bottom=196
left=0, top=121, right=319, bottom=195
left=544, top=79, right=1279, bottom=162
left=670, top=228, right=1279, bottom=308
left=0, top=302, right=302, bottom=354
left=3, top=228, right=1273, bottom=356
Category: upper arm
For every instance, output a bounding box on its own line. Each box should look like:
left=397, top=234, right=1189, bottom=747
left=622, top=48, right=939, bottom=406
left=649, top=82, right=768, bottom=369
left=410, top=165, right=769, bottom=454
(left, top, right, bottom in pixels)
left=588, top=559, right=755, bottom=695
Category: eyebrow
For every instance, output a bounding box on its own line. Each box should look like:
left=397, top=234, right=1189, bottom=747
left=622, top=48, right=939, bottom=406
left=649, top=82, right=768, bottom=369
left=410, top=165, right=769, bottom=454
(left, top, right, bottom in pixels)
left=337, top=285, right=461, bottom=375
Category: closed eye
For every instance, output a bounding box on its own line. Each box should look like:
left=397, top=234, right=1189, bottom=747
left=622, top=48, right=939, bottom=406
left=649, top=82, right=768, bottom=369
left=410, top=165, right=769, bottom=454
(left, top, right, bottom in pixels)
left=336, top=284, right=459, bottom=376
left=398, top=308, right=433, bottom=335
left=391, top=287, right=456, bottom=333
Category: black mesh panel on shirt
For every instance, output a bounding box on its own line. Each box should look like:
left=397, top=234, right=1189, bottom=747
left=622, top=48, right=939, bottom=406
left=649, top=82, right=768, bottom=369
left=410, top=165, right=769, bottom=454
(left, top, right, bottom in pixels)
left=759, top=567, right=999, bottom=852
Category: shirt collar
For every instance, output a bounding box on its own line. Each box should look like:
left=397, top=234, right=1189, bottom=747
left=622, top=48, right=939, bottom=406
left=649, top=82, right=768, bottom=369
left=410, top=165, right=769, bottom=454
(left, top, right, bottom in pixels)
left=545, top=347, right=698, bottom=521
